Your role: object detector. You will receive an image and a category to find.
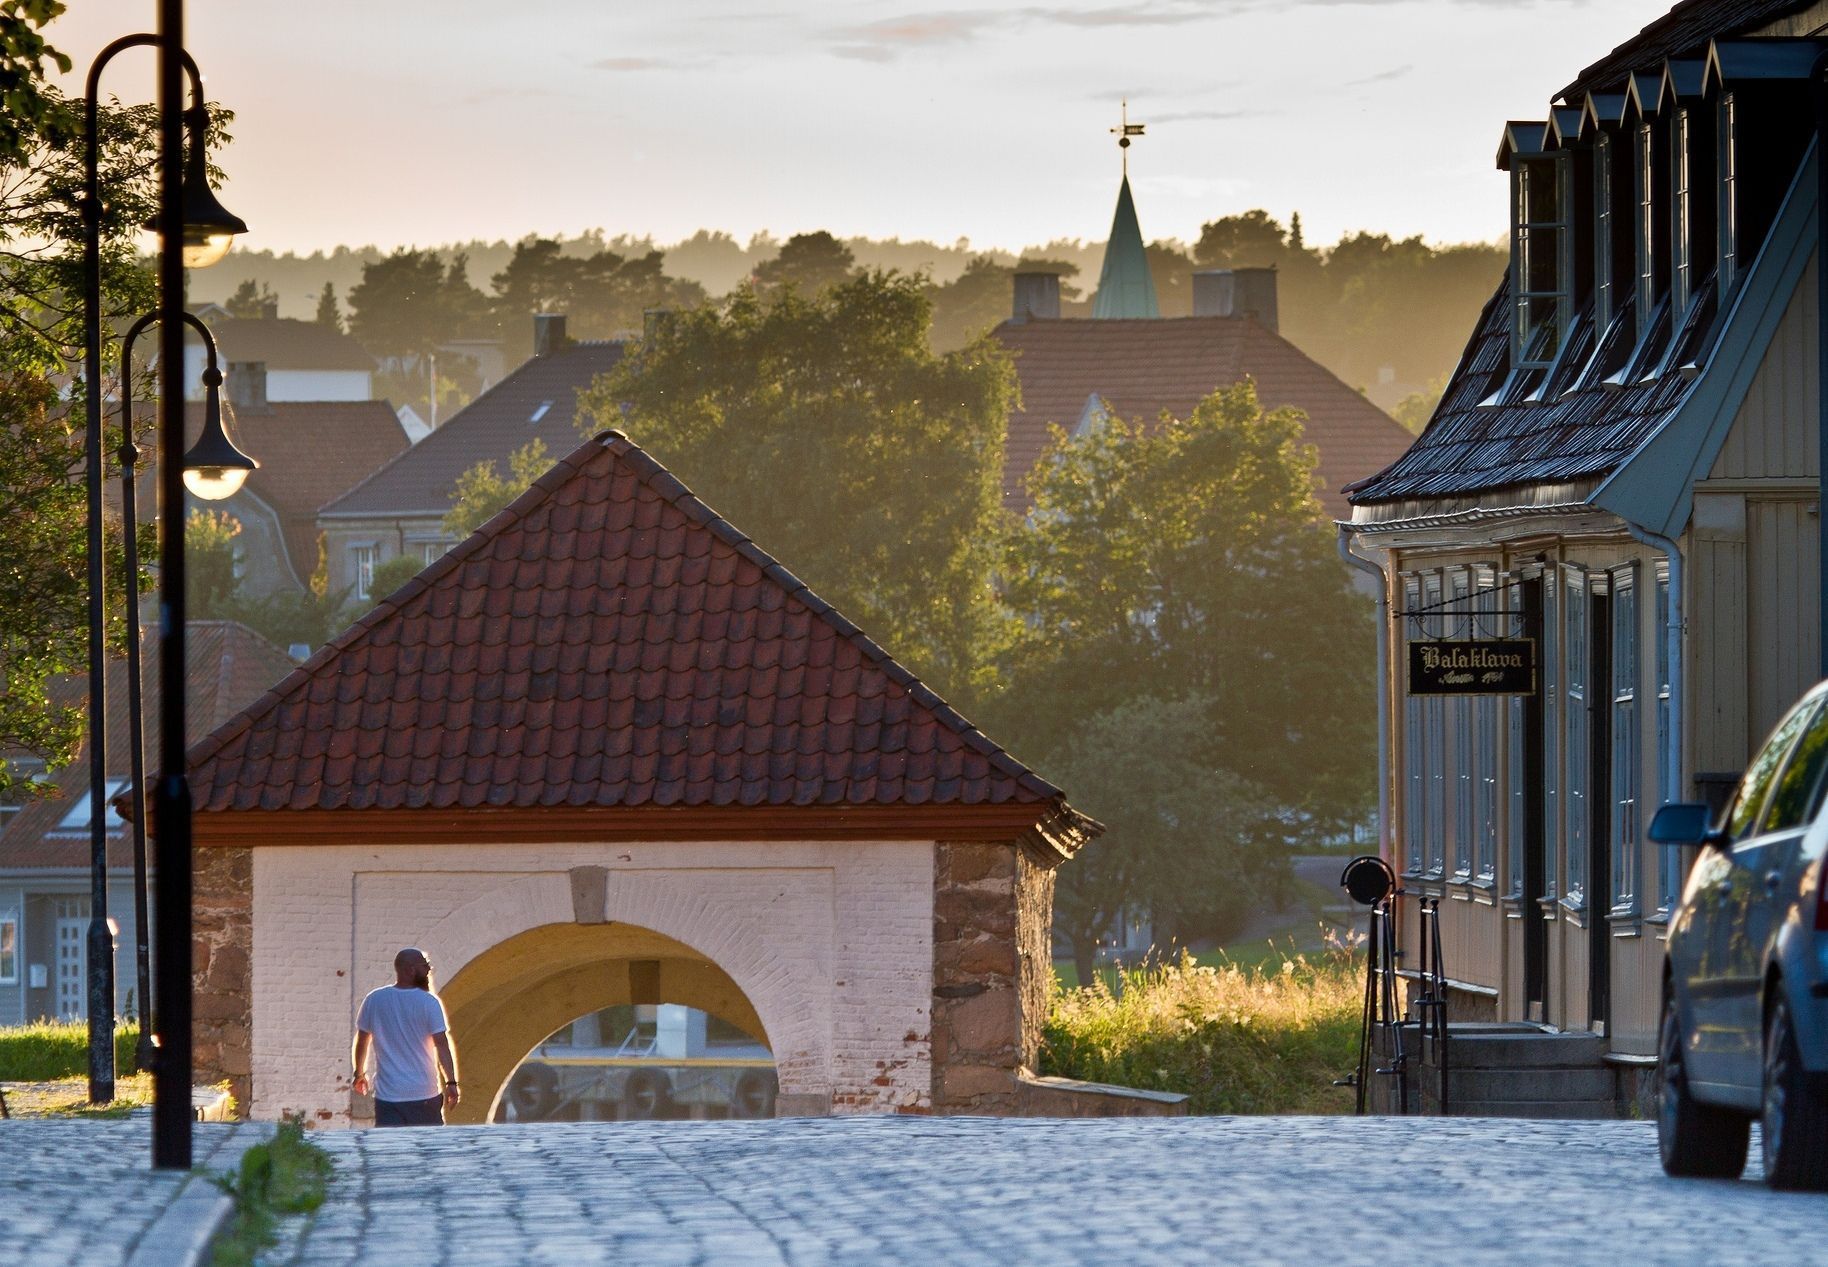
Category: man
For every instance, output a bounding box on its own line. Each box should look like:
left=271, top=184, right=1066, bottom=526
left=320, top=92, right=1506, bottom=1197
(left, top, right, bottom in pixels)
left=352, top=947, right=461, bottom=1127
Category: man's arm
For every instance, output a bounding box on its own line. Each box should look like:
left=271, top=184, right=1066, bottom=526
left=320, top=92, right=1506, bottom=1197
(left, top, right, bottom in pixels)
left=434, top=1032, right=460, bottom=1108
left=352, top=1029, right=373, bottom=1096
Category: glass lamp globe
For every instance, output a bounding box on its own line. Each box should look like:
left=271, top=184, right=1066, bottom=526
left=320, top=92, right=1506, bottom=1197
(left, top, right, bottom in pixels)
left=182, top=373, right=257, bottom=500
left=182, top=231, right=238, bottom=270
left=183, top=465, right=251, bottom=501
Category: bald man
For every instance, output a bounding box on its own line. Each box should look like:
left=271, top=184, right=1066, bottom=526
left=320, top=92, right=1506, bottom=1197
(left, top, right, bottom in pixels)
left=352, top=947, right=460, bottom=1127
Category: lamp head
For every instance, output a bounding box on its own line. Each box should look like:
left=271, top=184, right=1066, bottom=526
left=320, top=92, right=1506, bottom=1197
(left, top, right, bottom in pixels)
left=182, top=366, right=257, bottom=501
left=145, top=106, right=249, bottom=269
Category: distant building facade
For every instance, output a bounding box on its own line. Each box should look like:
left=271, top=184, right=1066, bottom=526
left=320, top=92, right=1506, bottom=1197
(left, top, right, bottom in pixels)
left=184, top=306, right=377, bottom=402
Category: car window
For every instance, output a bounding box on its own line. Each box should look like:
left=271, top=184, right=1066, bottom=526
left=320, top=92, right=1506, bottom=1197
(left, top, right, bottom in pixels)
left=1767, top=701, right=1828, bottom=832
left=1727, top=698, right=1820, bottom=838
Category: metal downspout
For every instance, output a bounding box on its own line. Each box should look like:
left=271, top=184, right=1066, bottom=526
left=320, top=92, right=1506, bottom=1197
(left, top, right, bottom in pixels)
left=1338, top=525, right=1392, bottom=864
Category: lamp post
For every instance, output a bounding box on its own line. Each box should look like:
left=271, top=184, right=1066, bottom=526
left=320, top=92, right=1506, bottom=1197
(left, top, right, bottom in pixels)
left=81, top=24, right=245, bottom=1112
left=115, top=314, right=255, bottom=1074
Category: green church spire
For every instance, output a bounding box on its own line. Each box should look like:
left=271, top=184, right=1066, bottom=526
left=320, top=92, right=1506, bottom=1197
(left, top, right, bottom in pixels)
left=1093, top=103, right=1159, bottom=319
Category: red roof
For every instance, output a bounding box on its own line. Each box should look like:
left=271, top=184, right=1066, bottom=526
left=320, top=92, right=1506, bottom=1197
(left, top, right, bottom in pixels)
left=2, top=622, right=297, bottom=871
left=993, top=316, right=1414, bottom=519
left=187, top=432, right=1094, bottom=848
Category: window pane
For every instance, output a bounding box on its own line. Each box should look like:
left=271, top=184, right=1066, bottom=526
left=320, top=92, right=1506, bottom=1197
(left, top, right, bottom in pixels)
left=1763, top=705, right=1828, bottom=832
left=1727, top=701, right=1820, bottom=838
left=1565, top=577, right=1588, bottom=903
left=1611, top=580, right=1638, bottom=908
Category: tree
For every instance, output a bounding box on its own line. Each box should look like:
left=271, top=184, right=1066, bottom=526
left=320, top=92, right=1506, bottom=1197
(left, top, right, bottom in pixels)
left=995, top=381, right=1375, bottom=853
left=578, top=272, right=1015, bottom=705
left=224, top=277, right=277, bottom=318
left=924, top=255, right=1083, bottom=352
left=750, top=231, right=855, bottom=298
left=185, top=510, right=242, bottom=616
left=443, top=438, right=551, bottom=539
left=1392, top=373, right=1449, bottom=434
left=367, top=553, right=425, bottom=604
left=1144, top=241, right=1193, bottom=317
left=1044, top=695, right=1286, bottom=985
left=490, top=237, right=704, bottom=357
left=313, top=281, right=342, bottom=332
left=347, top=247, right=491, bottom=361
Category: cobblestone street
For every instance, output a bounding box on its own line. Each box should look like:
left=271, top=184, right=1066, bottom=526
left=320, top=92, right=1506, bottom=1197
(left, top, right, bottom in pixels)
left=252, top=1116, right=1819, bottom=1266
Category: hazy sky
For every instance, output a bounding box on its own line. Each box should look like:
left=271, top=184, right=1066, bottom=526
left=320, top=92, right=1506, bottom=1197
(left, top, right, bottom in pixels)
left=54, top=0, right=1676, bottom=255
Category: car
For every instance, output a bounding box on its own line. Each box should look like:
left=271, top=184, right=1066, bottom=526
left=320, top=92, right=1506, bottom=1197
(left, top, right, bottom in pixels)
left=1652, top=679, right=1828, bottom=1189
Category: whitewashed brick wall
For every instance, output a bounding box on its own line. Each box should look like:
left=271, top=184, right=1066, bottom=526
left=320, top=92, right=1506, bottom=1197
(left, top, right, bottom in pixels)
left=250, top=839, right=935, bottom=1124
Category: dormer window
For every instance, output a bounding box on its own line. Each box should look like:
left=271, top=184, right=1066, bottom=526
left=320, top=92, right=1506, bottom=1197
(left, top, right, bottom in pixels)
left=1718, top=93, right=1738, bottom=289
left=1513, top=155, right=1568, bottom=368
left=1671, top=110, right=1693, bottom=316
left=1595, top=133, right=1615, bottom=328
left=1635, top=123, right=1657, bottom=332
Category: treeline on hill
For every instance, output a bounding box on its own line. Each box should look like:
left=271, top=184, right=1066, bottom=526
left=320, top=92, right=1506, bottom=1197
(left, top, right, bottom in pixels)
left=208, top=216, right=1502, bottom=423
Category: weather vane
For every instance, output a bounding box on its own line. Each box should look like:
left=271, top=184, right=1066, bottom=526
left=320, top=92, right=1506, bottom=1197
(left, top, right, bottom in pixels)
left=1111, top=100, right=1145, bottom=176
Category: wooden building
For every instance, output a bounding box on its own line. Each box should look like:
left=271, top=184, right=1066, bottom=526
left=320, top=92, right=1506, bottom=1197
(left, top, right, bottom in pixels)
left=1343, top=0, right=1828, bottom=1078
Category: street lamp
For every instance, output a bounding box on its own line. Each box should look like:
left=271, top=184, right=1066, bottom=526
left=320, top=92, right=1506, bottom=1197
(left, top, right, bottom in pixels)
left=81, top=27, right=245, bottom=1111
left=115, top=313, right=253, bottom=1075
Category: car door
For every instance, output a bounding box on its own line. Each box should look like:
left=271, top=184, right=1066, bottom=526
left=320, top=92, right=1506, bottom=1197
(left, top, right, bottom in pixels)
left=1679, top=697, right=1816, bottom=1086
left=1720, top=696, right=1828, bottom=1089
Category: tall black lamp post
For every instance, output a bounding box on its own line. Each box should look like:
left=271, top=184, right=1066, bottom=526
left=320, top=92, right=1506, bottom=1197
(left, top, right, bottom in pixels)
left=81, top=23, right=245, bottom=1114
left=115, top=314, right=255, bottom=1076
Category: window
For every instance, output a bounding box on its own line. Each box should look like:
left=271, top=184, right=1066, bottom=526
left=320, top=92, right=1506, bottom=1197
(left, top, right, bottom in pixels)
left=1610, top=570, right=1638, bottom=912
left=1655, top=570, right=1677, bottom=912
left=1595, top=133, right=1615, bottom=329
left=1718, top=94, right=1738, bottom=290
left=1671, top=110, right=1693, bottom=318
left=1762, top=702, right=1828, bottom=833
left=1475, top=577, right=1500, bottom=883
left=1425, top=573, right=1447, bottom=876
left=1636, top=123, right=1658, bottom=337
left=352, top=544, right=377, bottom=600
left=1514, top=157, right=1569, bottom=366
left=529, top=401, right=553, bottom=424
left=1564, top=572, right=1588, bottom=906
left=0, top=914, right=16, bottom=984
left=417, top=540, right=450, bottom=566
left=1404, top=575, right=1425, bottom=875
left=1453, top=572, right=1474, bottom=878
left=1541, top=577, right=1560, bottom=899
left=1507, top=582, right=1528, bottom=897
left=1726, top=700, right=1818, bottom=839
left=53, top=778, right=128, bottom=834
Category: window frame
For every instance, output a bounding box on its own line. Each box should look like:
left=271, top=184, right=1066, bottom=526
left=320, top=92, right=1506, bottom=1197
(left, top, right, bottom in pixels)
left=1609, top=565, right=1639, bottom=916
left=1403, top=574, right=1426, bottom=876
left=1671, top=109, right=1693, bottom=320
left=1563, top=568, right=1590, bottom=910
left=1474, top=571, right=1501, bottom=885
left=1424, top=572, right=1448, bottom=878
left=1595, top=132, right=1615, bottom=330
left=351, top=543, right=378, bottom=601
left=0, top=912, right=16, bottom=985
left=1512, top=153, right=1571, bottom=370
left=1718, top=93, right=1738, bottom=292
left=1636, top=122, right=1658, bottom=339
left=1654, top=565, right=1678, bottom=915
left=1452, top=570, right=1475, bottom=880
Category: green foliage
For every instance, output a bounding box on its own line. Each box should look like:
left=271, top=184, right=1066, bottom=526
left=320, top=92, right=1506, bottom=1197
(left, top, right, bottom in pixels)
left=186, top=509, right=242, bottom=616
left=579, top=272, right=1015, bottom=705
left=211, top=1116, right=333, bottom=1267
left=1042, top=946, right=1361, bottom=1114
left=0, top=2, right=72, bottom=166
left=750, top=230, right=855, bottom=298
left=347, top=247, right=491, bottom=361
left=367, top=553, right=425, bottom=605
left=0, top=1019, right=139, bottom=1080
left=924, top=255, right=1083, bottom=351
left=312, top=280, right=342, bottom=331
left=187, top=515, right=350, bottom=651
left=1392, top=372, right=1449, bottom=434
left=492, top=237, right=705, bottom=357
left=444, top=437, right=552, bottom=540
left=223, top=277, right=277, bottom=318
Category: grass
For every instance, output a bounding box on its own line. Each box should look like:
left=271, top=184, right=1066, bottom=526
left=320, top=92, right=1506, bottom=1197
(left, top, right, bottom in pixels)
left=1040, top=936, right=1365, bottom=1115
left=210, top=1116, right=334, bottom=1267
left=0, top=1019, right=141, bottom=1081
left=2, top=1072, right=153, bottom=1118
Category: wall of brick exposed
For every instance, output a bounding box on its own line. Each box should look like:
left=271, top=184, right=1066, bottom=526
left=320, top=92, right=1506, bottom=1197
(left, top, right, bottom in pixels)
left=930, top=842, right=1047, bottom=1113
left=245, top=839, right=936, bottom=1126
left=193, top=846, right=253, bottom=1113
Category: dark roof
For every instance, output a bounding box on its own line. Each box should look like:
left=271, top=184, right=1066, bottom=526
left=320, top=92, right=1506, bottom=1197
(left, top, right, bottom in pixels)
left=993, top=316, right=1414, bottom=518
left=194, top=317, right=375, bottom=372
left=1557, top=0, right=1814, bottom=101
left=188, top=432, right=1092, bottom=837
left=2, top=623, right=295, bottom=870
left=320, top=341, right=626, bottom=519
left=1344, top=280, right=1698, bottom=505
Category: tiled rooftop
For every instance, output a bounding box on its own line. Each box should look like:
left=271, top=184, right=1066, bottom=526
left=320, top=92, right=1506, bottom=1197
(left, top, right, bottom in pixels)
left=1558, top=0, right=1812, bottom=101
left=993, top=315, right=1413, bottom=518
left=189, top=432, right=1090, bottom=834
left=193, top=316, right=376, bottom=371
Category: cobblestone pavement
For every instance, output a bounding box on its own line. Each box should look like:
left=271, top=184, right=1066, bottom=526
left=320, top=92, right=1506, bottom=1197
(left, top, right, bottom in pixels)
left=261, top=1116, right=1820, bottom=1267
left=0, top=1120, right=270, bottom=1267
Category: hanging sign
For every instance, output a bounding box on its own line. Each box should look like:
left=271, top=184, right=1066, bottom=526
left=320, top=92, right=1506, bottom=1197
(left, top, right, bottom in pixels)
left=1407, top=639, right=1536, bottom=696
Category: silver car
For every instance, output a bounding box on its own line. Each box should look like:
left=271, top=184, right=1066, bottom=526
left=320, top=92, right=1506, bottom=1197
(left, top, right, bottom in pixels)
left=1652, top=680, right=1828, bottom=1189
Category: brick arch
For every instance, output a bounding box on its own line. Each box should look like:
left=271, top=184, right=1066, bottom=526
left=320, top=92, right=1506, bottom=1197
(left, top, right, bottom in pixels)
left=415, top=870, right=829, bottom=1122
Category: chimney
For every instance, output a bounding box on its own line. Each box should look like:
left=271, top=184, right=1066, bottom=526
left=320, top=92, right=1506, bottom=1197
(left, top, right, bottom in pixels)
left=1191, top=270, right=1228, bottom=317
left=533, top=313, right=568, bottom=357
left=1011, top=272, right=1061, bottom=322
left=258, top=299, right=279, bottom=321
left=225, top=361, right=271, bottom=414
left=1229, top=267, right=1279, bottom=333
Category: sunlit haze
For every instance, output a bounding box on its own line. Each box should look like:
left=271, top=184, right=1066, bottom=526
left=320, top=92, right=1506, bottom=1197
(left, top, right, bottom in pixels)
left=54, top=0, right=1676, bottom=257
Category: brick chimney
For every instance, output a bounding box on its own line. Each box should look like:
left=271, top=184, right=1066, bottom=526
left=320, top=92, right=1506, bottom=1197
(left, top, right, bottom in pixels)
left=1011, top=272, right=1061, bottom=322
left=225, top=361, right=271, bottom=415
left=533, top=313, right=568, bottom=357
left=1192, top=267, right=1279, bottom=333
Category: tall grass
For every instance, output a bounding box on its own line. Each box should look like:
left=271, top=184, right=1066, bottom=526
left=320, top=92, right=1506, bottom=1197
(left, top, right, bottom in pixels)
left=1041, top=941, right=1363, bottom=1115
left=0, top=1020, right=141, bottom=1081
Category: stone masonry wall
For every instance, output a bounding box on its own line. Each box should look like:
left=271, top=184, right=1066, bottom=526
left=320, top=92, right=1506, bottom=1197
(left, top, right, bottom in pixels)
left=1016, top=848, right=1055, bottom=1072
left=931, top=842, right=1034, bottom=1113
left=193, top=846, right=254, bottom=1115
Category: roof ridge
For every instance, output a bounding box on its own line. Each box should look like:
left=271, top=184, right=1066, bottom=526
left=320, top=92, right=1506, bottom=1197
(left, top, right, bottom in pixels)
left=594, top=430, right=1064, bottom=801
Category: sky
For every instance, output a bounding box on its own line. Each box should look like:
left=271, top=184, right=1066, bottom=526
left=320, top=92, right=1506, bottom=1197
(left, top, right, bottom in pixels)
left=52, top=0, right=1680, bottom=256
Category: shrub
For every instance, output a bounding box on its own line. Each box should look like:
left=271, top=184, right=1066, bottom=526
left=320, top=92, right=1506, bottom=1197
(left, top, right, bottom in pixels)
left=0, top=1020, right=140, bottom=1081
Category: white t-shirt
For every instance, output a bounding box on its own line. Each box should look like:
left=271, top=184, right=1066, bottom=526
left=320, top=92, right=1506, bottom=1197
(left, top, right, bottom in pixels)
left=356, top=985, right=449, bottom=1103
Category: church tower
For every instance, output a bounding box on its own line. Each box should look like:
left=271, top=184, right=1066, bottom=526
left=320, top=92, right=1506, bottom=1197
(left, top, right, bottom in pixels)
left=1092, top=103, right=1159, bottom=319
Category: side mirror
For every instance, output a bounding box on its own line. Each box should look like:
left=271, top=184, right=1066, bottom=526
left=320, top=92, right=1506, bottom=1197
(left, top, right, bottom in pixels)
left=1649, top=802, right=1726, bottom=850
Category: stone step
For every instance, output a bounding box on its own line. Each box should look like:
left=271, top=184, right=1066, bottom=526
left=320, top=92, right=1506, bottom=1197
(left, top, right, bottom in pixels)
left=1387, top=1025, right=1608, bottom=1070
left=1430, top=1098, right=1621, bottom=1120
left=1421, top=1065, right=1618, bottom=1103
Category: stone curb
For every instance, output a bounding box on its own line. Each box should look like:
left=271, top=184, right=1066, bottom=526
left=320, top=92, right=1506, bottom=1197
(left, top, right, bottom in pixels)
left=123, top=1173, right=233, bottom=1267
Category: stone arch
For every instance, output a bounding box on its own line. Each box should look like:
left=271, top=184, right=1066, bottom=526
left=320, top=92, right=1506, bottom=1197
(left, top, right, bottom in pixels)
left=412, top=870, right=829, bottom=1124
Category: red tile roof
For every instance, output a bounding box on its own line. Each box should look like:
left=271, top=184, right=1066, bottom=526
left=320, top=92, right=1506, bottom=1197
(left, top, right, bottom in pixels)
left=195, top=317, right=376, bottom=372
left=992, top=316, right=1414, bottom=519
left=2, top=622, right=297, bottom=871
left=187, top=432, right=1096, bottom=850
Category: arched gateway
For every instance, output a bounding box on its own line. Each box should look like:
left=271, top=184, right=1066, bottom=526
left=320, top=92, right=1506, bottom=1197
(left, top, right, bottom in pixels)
left=184, top=431, right=1097, bottom=1124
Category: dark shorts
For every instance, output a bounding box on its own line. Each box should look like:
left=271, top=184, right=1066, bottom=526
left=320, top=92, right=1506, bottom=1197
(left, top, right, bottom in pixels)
left=374, top=1095, right=444, bottom=1127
